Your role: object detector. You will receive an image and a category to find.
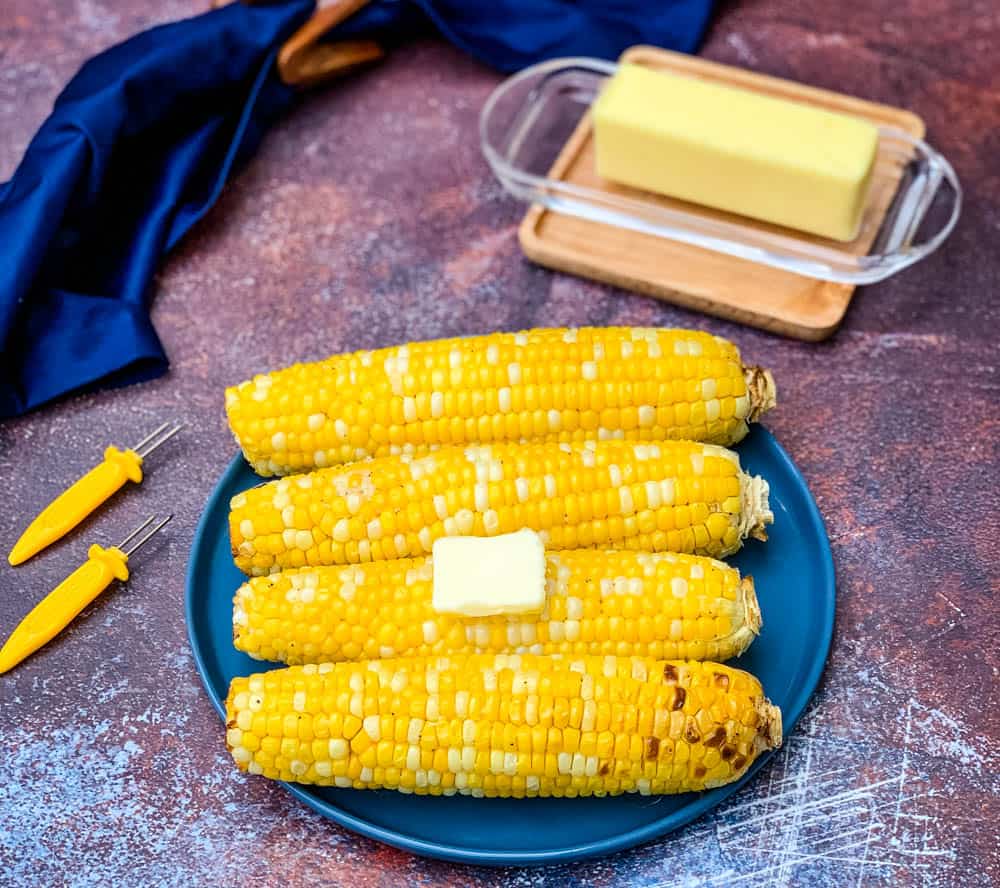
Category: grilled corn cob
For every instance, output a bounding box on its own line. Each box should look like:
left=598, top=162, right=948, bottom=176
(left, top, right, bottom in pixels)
left=229, top=439, right=772, bottom=575
left=224, top=654, right=781, bottom=796
left=225, top=327, right=776, bottom=476
left=233, top=551, right=761, bottom=664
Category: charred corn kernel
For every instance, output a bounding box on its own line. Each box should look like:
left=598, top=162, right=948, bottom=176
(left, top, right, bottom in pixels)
left=229, top=440, right=772, bottom=575
left=233, top=550, right=761, bottom=665
left=225, top=327, right=776, bottom=475
left=225, top=655, right=781, bottom=797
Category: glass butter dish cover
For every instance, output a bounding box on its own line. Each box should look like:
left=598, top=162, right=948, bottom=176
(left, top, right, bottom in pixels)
left=480, top=57, right=961, bottom=285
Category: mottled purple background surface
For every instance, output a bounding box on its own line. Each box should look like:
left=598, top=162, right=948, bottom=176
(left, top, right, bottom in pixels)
left=1, top=1, right=998, bottom=886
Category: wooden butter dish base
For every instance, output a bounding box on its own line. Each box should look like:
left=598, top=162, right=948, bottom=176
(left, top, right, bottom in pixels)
left=517, top=46, right=926, bottom=341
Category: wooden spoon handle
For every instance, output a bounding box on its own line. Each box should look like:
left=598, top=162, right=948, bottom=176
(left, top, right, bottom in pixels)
left=279, top=37, right=383, bottom=88
left=211, top=0, right=383, bottom=87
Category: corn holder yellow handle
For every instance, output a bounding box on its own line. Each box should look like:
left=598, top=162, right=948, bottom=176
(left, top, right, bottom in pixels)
left=0, top=515, right=171, bottom=674
left=7, top=422, right=182, bottom=566
left=8, top=449, right=142, bottom=566
left=0, top=545, right=128, bottom=673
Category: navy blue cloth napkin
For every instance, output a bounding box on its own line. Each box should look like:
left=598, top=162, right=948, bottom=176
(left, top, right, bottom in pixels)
left=0, top=0, right=714, bottom=418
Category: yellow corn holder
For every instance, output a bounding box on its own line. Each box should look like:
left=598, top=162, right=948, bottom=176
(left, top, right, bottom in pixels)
left=7, top=421, right=182, bottom=566
left=0, top=514, right=172, bottom=674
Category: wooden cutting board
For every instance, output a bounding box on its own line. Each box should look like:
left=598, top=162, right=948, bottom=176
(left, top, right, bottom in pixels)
left=518, top=45, right=925, bottom=341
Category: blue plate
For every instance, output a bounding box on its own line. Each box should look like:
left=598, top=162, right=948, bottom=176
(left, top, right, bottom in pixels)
left=186, top=426, right=834, bottom=865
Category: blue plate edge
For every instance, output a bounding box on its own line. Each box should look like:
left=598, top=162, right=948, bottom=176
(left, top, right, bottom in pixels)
left=184, top=430, right=836, bottom=866
left=185, top=452, right=238, bottom=724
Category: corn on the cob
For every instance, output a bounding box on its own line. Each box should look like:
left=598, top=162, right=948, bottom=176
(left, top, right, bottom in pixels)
left=225, top=327, right=777, bottom=476
left=233, top=551, right=761, bottom=665
left=229, top=439, right=772, bottom=575
left=225, top=654, right=781, bottom=796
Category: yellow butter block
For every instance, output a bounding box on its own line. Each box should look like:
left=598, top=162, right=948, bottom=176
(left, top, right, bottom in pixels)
left=592, top=63, right=880, bottom=241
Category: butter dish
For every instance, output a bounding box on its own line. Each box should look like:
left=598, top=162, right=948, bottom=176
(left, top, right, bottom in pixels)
left=480, top=56, right=960, bottom=285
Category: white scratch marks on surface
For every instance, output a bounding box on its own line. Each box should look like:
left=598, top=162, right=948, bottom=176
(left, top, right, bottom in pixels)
left=906, top=700, right=988, bottom=769
left=868, top=332, right=948, bottom=351
left=74, top=0, right=121, bottom=33
left=802, top=31, right=852, bottom=49
left=889, top=701, right=915, bottom=853
left=843, top=330, right=955, bottom=362
left=934, top=590, right=967, bottom=619
left=725, top=33, right=758, bottom=65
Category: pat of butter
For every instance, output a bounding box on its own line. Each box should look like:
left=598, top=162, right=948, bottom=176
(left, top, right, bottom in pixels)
left=592, top=63, right=879, bottom=242
left=431, top=529, right=546, bottom=617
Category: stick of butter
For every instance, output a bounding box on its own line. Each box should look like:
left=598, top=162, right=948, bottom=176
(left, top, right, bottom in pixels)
left=592, top=62, right=879, bottom=242
left=432, top=529, right=546, bottom=617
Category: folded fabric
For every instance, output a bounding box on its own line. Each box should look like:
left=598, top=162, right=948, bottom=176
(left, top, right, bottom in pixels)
left=333, top=1, right=715, bottom=72
left=0, top=0, right=714, bottom=419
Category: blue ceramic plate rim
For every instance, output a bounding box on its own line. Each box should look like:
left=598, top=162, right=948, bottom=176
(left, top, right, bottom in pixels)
left=186, top=430, right=835, bottom=866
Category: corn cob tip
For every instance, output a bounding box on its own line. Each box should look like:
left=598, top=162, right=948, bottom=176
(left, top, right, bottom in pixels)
left=720, top=575, right=762, bottom=662
left=740, top=576, right=762, bottom=637
left=224, top=677, right=248, bottom=771
left=739, top=474, right=773, bottom=542
left=233, top=583, right=249, bottom=648
left=744, top=366, right=777, bottom=422
left=755, top=699, right=783, bottom=753
left=232, top=582, right=274, bottom=661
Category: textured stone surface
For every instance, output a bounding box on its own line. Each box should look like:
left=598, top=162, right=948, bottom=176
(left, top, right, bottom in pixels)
left=1, top=2, right=998, bottom=886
